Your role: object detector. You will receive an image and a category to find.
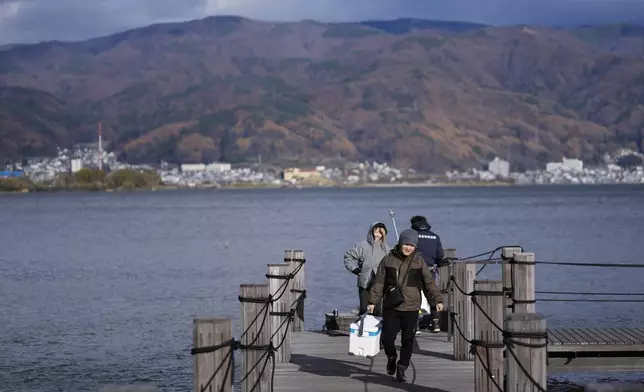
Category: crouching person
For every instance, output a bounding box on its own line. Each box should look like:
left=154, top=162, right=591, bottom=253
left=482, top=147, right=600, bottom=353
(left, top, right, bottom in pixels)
left=367, top=229, right=444, bottom=382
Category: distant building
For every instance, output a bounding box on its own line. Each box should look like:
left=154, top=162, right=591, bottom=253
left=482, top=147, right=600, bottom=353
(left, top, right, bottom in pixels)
left=488, top=157, right=510, bottom=178
left=545, top=162, right=563, bottom=172
left=205, top=163, right=232, bottom=173
left=282, top=167, right=321, bottom=181
left=181, top=164, right=206, bottom=172
left=546, top=158, right=583, bottom=172
left=0, top=171, right=24, bottom=178
left=180, top=162, right=232, bottom=173
left=70, top=158, right=83, bottom=173
left=562, top=158, right=583, bottom=171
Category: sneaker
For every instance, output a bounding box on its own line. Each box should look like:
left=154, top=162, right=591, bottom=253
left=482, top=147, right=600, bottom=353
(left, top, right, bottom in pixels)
left=415, top=329, right=421, bottom=335
left=432, top=319, right=440, bottom=333
left=396, top=364, right=407, bottom=382
left=386, top=356, right=397, bottom=375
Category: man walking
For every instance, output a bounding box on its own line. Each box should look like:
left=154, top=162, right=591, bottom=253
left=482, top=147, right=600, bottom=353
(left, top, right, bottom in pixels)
left=410, top=215, right=445, bottom=332
left=367, top=229, right=443, bottom=382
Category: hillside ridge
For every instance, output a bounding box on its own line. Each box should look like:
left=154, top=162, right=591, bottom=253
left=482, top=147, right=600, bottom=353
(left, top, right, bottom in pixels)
left=1, top=16, right=643, bottom=172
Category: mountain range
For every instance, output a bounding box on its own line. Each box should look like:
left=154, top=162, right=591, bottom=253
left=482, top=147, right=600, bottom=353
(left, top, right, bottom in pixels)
left=1, top=16, right=643, bottom=172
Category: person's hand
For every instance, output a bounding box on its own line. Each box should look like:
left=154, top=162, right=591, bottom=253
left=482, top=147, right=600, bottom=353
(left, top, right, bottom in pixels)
left=436, top=302, right=444, bottom=312
left=367, top=304, right=375, bottom=314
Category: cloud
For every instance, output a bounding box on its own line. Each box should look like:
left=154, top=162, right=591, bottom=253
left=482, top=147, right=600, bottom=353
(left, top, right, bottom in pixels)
left=1, top=0, right=644, bottom=45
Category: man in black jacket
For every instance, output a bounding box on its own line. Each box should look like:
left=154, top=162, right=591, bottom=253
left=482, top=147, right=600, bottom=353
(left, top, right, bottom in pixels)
left=410, top=215, right=445, bottom=332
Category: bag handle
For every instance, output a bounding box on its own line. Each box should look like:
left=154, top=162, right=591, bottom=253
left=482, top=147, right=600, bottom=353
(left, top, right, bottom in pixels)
left=358, top=313, right=366, bottom=337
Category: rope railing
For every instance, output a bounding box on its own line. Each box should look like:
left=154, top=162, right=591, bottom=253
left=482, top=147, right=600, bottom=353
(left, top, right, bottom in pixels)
left=448, top=274, right=548, bottom=392
left=536, top=288, right=644, bottom=302
left=534, top=260, right=644, bottom=268
left=447, top=246, right=644, bottom=270
left=450, top=246, right=554, bottom=391
left=457, top=245, right=524, bottom=276
left=191, top=290, right=307, bottom=392
left=191, top=252, right=306, bottom=392
left=446, top=246, right=644, bottom=392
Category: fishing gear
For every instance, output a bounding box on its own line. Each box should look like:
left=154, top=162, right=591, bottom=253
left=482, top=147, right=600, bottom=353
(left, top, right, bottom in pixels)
left=388, top=209, right=399, bottom=238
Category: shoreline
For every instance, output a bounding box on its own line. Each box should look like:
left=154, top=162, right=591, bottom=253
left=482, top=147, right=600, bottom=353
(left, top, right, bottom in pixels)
left=3, top=181, right=644, bottom=194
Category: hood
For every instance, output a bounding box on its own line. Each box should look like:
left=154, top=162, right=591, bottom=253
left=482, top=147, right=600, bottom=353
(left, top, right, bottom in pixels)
left=411, top=216, right=431, bottom=231
left=367, top=221, right=387, bottom=245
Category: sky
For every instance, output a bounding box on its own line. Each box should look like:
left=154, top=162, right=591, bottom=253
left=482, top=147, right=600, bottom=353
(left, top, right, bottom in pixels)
left=1, top=0, right=644, bottom=45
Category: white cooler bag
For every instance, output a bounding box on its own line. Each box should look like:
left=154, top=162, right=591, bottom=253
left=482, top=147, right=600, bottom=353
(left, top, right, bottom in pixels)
left=348, top=314, right=382, bottom=358
left=420, top=291, right=430, bottom=314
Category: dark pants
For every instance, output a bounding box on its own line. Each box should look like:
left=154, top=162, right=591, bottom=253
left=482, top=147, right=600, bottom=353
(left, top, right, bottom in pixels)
left=430, top=306, right=438, bottom=321
left=359, top=286, right=382, bottom=317
left=382, top=309, right=418, bottom=367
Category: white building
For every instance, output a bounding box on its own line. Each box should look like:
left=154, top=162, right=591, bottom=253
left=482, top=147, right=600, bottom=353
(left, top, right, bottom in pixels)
left=546, top=158, right=583, bottom=172
left=488, top=157, right=510, bottom=178
left=205, top=162, right=232, bottom=172
left=546, top=162, right=563, bottom=172
left=562, top=158, right=583, bottom=171
left=181, top=164, right=206, bottom=172
left=181, top=162, right=232, bottom=172
left=70, top=158, right=83, bottom=173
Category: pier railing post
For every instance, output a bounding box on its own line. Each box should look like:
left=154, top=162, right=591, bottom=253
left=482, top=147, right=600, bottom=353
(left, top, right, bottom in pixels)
left=240, top=284, right=272, bottom=392
left=284, top=249, right=306, bottom=332
left=439, top=248, right=455, bottom=332
left=512, top=252, right=536, bottom=314
left=447, top=256, right=455, bottom=342
left=453, top=261, right=476, bottom=360
left=193, top=318, right=233, bottom=392
left=267, top=263, right=292, bottom=363
left=473, top=280, right=504, bottom=392
left=501, top=246, right=523, bottom=319
left=505, top=313, right=547, bottom=392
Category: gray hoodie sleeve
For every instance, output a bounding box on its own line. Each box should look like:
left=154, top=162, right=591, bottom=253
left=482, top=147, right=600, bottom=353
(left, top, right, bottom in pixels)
left=343, top=243, right=364, bottom=275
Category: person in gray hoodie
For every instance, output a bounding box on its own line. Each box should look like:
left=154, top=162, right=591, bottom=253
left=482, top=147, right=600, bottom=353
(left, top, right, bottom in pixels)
left=344, top=221, right=390, bottom=316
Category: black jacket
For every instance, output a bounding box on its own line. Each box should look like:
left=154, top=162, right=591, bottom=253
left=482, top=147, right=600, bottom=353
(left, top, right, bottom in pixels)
left=411, top=218, right=445, bottom=267
left=369, top=246, right=443, bottom=312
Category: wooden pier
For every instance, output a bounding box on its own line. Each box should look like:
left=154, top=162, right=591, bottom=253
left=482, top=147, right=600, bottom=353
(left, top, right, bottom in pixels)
left=190, top=247, right=644, bottom=392
left=273, top=331, right=474, bottom=392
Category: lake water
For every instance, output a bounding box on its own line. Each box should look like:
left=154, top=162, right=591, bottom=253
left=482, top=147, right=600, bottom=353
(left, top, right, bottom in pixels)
left=1, top=185, right=644, bottom=391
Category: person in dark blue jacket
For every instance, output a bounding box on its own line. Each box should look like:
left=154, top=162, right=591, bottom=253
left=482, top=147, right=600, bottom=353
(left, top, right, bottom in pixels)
left=410, top=215, right=445, bottom=332
left=411, top=215, right=445, bottom=267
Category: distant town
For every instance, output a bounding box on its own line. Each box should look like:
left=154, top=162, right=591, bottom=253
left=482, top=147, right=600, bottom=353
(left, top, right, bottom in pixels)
left=1, top=143, right=643, bottom=190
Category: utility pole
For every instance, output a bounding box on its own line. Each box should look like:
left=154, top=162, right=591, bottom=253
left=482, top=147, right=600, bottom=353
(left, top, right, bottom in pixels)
left=98, top=123, right=103, bottom=171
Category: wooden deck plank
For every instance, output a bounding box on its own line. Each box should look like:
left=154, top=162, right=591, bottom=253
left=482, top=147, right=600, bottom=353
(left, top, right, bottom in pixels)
left=603, top=328, right=632, bottom=344
left=589, top=328, right=620, bottom=345
left=600, top=328, right=631, bottom=345
left=566, top=328, right=592, bottom=344
left=615, top=328, right=644, bottom=343
left=274, top=331, right=474, bottom=392
left=546, top=329, right=562, bottom=345
left=627, top=328, right=644, bottom=342
left=620, top=328, right=644, bottom=340
left=553, top=328, right=577, bottom=344
left=546, top=328, right=644, bottom=353
left=574, top=328, right=599, bottom=344
left=608, top=328, right=641, bottom=344
left=275, top=328, right=644, bottom=390
left=546, top=328, right=566, bottom=345
left=577, top=328, right=607, bottom=344
left=556, top=328, right=582, bottom=344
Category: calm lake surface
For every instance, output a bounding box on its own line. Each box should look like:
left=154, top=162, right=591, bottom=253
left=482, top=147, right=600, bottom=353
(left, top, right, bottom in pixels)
left=1, top=185, right=644, bottom=391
